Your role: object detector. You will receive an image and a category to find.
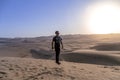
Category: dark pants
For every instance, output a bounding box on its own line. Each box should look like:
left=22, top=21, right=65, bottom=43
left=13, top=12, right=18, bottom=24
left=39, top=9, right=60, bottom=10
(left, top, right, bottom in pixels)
left=55, top=47, right=60, bottom=63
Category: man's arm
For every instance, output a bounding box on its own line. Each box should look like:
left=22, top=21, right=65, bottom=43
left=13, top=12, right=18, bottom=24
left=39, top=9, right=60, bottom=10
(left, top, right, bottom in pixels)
left=61, top=40, right=64, bottom=49
left=52, top=40, right=54, bottom=49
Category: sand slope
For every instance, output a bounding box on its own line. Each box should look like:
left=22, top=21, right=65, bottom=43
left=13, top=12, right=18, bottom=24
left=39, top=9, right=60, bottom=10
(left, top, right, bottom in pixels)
left=0, top=57, right=120, bottom=80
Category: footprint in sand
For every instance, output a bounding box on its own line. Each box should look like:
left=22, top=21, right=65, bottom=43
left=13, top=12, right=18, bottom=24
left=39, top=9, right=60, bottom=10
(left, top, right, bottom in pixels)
left=0, top=71, right=7, bottom=79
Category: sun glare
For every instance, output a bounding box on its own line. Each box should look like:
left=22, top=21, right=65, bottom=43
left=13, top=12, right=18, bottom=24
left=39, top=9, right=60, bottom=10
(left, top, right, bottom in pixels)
left=84, top=1, right=120, bottom=34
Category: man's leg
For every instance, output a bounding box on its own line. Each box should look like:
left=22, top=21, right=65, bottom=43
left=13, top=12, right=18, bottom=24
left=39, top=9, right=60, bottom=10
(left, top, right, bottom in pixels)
left=55, top=48, right=60, bottom=64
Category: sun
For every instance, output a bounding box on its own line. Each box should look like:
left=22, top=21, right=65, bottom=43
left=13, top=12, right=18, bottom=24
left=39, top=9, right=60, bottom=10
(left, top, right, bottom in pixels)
left=84, top=1, right=120, bottom=34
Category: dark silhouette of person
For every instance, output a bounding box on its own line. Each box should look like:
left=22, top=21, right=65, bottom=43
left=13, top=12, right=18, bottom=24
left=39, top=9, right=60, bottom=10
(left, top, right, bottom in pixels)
left=52, top=31, right=63, bottom=65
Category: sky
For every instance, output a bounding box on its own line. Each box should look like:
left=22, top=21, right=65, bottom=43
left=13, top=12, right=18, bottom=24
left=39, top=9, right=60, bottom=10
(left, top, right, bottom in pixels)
left=0, top=0, right=120, bottom=37
left=0, top=0, right=92, bottom=37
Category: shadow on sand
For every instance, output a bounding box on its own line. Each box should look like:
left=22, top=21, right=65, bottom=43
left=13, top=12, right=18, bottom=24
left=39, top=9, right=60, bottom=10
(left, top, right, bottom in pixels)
left=30, top=49, right=53, bottom=59
left=90, top=43, right=120, bottom=51
left=30, top=49, right=120, bottom=66
left=61, top=53, right=120, bottom=66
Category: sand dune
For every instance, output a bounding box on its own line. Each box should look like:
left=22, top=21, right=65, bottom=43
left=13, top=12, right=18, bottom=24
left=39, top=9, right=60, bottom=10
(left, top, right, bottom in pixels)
left=30, top=49, right=53, bottom=59
left=91, top=43, right=120, bottom=51
left=0, top=34, right=120, bottom=80
left=62, top=53, right=120, bottom=65
left=29, top=49, right=120, bottom=66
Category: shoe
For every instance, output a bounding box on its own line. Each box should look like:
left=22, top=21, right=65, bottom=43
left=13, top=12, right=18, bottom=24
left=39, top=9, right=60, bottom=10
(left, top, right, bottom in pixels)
left=56, top=62, right=61, bottom=65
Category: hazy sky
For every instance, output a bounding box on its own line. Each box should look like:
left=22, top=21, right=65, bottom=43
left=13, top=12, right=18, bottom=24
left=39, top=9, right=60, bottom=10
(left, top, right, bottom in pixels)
left=1, top=0, right=119, bottom=37
left=0, top=0, right=92, bottom=37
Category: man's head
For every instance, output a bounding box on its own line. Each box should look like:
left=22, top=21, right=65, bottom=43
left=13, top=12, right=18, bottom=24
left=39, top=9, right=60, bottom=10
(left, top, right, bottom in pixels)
left=55, top=31, right=59, bottom=36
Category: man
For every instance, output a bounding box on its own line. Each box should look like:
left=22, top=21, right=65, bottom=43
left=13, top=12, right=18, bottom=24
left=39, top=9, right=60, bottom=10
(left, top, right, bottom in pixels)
left=52, top=31, right=63, bottom=65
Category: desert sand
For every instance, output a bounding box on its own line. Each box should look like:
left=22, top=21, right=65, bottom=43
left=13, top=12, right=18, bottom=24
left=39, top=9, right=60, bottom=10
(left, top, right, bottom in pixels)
left=0, top=34, right=120, bottom=80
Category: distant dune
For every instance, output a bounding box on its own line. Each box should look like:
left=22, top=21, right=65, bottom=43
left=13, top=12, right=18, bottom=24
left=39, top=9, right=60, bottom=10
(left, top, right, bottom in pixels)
left=91, top=43, right=120, bottom=51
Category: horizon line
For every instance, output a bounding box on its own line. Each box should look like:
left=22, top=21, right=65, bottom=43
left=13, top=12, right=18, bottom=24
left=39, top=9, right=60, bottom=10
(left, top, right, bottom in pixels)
left=0, top=33, right=120, bottom=39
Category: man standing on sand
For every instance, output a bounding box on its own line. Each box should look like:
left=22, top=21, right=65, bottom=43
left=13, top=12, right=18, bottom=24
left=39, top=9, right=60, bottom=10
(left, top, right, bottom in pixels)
left=52, top=31, right=63, bottom=65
